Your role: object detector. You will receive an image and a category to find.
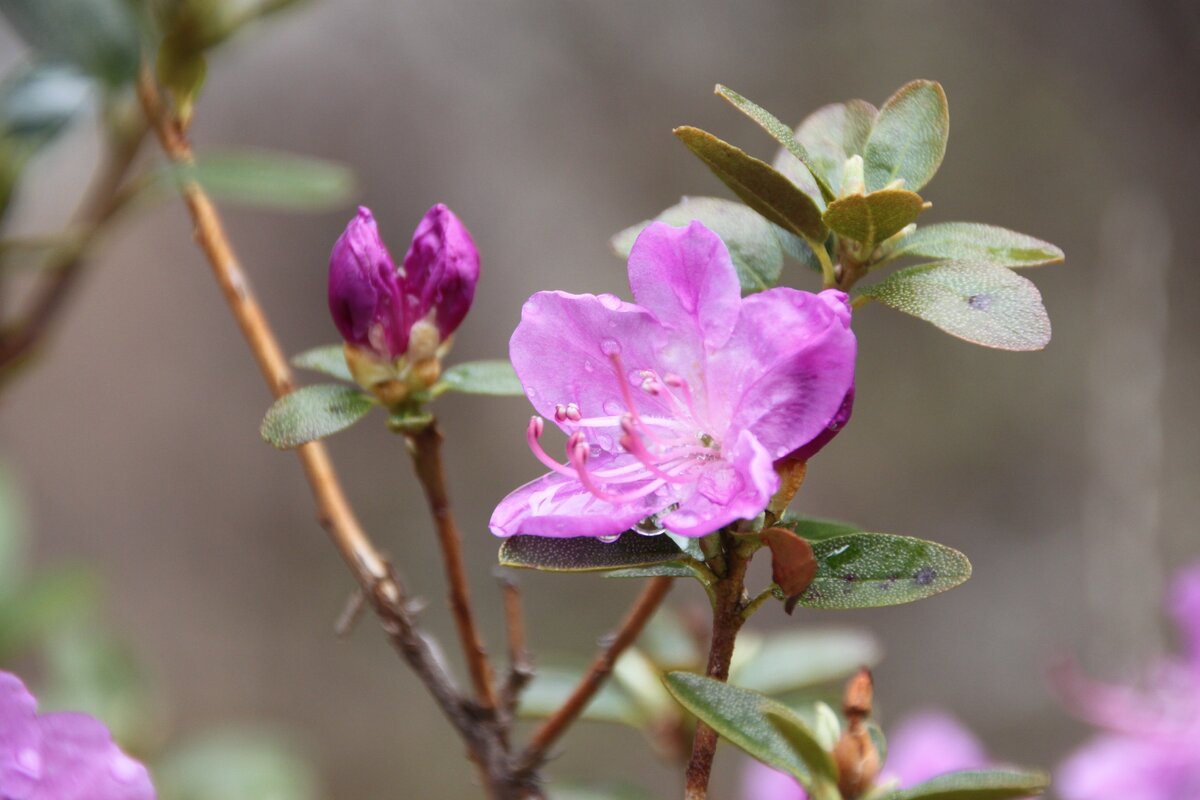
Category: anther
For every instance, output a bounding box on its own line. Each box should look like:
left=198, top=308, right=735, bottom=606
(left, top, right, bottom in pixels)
left=554, top=404, right=568, bottom=422
left=565, top=402, right=582, bottom=421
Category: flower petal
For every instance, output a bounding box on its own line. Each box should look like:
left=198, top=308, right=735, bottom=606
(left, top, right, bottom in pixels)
left=711, top=288, right=856, bottom=459
left=660, top=430, right=778, bottom=537
left=627, top=221, right=741, bottom=352
left=1169, top=562, right=1200, bottom=664
left=739, top=759, right=808, bottom=800
left=883, top=711, right=988, bottom=787
left=489, top=453, right=665, bottom=538
left=509, top=291, right=674, bottom=438
left=35, top=713, right=155, bottom=800
left=0, top=672, right=40, bottom=799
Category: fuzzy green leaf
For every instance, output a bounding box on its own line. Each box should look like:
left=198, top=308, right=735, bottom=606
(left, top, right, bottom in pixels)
left=882, top=769, right=1049, bottom=800
left=0, top=63, right=91, bottom=144
left=730, top=629, right=882, bottom=695
left=715, top=85, right=835, bottom=204
left=674, top=126, right=827, bottom=245
left=603, top=564, right=697, bottom=580
left=860, top=260, right=1051, bottom=351
left=822, top=189, right=925, bottom=249
left=890, top=222, right=1064, bottom=268
left=776, top=515, right=863, bottom=542
left=291, top=345, right=352, bottom=383
left=775, top=100, right=878, bottom=195
left=767, top=709, right=840, bottom=798
left=863, top=81, right=948, bottom=192
left=663, top=672, right=822, bottom=787
left=611, top=197, right=787, bottom=292
left=163, top=150, right=357, bottom=211
left=260, top=384, right=374, bottom=449
left=789, top=532, right=972, bottom=610
left=499, top=531, right=687, bottom=573
left=0, top=0, right=140, bottom=85
left=439, top=360, right=524, bottom=396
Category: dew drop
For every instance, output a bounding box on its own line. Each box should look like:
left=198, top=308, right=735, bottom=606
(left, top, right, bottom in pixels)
left=597, top=434, right=614, bottom=451
left=583, top=359, right=595, bottom=373
left=603, top=399, right=623, bottom=415
left=598, top=293, right=623, bottom=311
left=589, top=444, right=602, bottom=458
left=598, top=533, right=622, bottom=544
left=599, top=338, right=621, bottom=356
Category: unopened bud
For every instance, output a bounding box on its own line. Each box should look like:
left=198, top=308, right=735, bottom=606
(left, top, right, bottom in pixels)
left=840, top=154, right=865, bottom=197
left=328, top=207, right=406, bottom=359
left=833, top=668, right=880, bottom=799
left=401, top=203, right=480, bottom=344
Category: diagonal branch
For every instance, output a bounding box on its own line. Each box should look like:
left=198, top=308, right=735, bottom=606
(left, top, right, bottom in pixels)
left=516, top=575, right=674, bottom=774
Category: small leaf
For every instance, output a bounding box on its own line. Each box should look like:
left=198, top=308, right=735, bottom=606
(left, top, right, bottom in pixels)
left=611, top=197, right=787, bottom=292
left=260, top=384, right=374, bottom=449
left=291, top=345, right=353, bottom=383
left=715, top=85, right=835, bottom=203
left=822, top=189, right=925, bottom=249
left=155, top=727, right=321, bottom=800
left=163, top=150, right=357, bottom=211
left=863, top=81, right=949, bottom=192
left=674, top=126, right=827, bottom=245
left=775, top=100, right=878, bottom=195
left=518, top=666, right=647, bottom=726
left=762, top=527, right=817, bottom=614
left=890, top=222, right=1064, bottom=268
left=791, top=532, right=972, bottom=610
left=882, top=769, right=1049, bottom=800
left=860, top=261, right=1051, bottom=351
left=0, top=0, right=140, bottom=85
left=663, top=672, right=814, bottom=785
left=730, top=629, right=882, bottom=695
left=0, top=568, right=97, bottom=659
left=604, top=564, right=697, bottom=580
left=776, top=514, right=863, bottom=542
left=499, top=531, right=687, bottom=573
left=156, top=28, right=208, bottom=118
left=767, top=708, right=840, bottom=795
left=439, top=359, right=524, bottom=396
left=0, top=63, right=91, bottom=145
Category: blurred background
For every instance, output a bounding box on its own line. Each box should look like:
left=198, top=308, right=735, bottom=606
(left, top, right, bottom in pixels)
left=1, top=0, right=1198, bottom=796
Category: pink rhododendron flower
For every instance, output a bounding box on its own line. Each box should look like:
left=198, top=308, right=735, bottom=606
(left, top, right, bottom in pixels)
left=739, top=710, right=988, bottom=799
left=328, top=204, right=479, bottom=361
left=0, top=670, right=155, bottom=800
left=490, top=221, right=856, bottom=539
left=1054, top=562, right=1200, bottom=800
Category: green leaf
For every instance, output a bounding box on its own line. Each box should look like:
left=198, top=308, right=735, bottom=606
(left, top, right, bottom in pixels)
left=156, top=728, right=320, bottom=800
left=766, top=708, right=840, bottom=797
left=822, top=189, right=925, bottom=249
left=890, top=222, right=1064, bottom=268
left=439, top=359, right=524, bottom=396
left=0, top=0, right=140, bottom=85
left=776, top=514, right=863, bottom=542
left=730, top=629, right=882, bottom=695
left=715, top=85, right=835, bottom=204
left=157, top=28, right=208, bottom=117
left=0, top=568, right=97, bottom=659
left=882, top=769, right=1049, bottom=800
left=548, top=783, right=660, bottom=800
left=0, top=63, right=91, bottom=145
left=860, top=261, right=1051, bottom=351
left=662, top=672, right=817, bottom=786
left=674, top=126, right=827, bottom=245
left=791, top=532, right=972, bottom=610
left=518, top=665, right=647, bottom=726
left=163, top=150, right=357, bottom=211
left=499, top=531, right=686, bottom=573
left=603, top=564, right=696, bottom=579
left=260, top=384, right=374, bottom=449
left=291, top=344, right=353, bottom=383
left=0, top=457, right=28, bottom=590
left=863, top=81, right=949, bottom=193
left=775, top=100, right=878, bottom=195
left=611, top=197, right=787, bottom=292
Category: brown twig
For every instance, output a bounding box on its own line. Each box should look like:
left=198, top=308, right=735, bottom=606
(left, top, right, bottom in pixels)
left=0, top=120, right=148, bottom=387
left=517, top=575, right=674, bottom=774
left=684, top=531, right=751, bottom=800
left=499, top=575, right=534, bottom=714
left=407, top=423, right=499, bottom=712
left=135, top=65, right=539, bottom=800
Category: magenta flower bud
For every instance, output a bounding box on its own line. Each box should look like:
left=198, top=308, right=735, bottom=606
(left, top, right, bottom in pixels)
left=400, top=203, right=480, bottom=343
left=327, top=207, right=406, bottom=359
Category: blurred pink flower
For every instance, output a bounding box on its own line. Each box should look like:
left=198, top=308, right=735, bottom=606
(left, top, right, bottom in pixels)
left=1054, top=562, right=1200, bottom=800
left=0, top=670, right=154, bottom=800
left=490, top=221, right=857, bottom=539
left=739, top=710, right=988, bottom=799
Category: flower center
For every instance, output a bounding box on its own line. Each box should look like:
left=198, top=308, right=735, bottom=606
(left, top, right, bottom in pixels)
left=524, top=354, right=719, bottom=506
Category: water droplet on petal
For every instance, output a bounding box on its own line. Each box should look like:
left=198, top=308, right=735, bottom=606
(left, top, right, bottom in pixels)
left=603, top=399, right=623, bottom=415
left=583, top=359, right=595, bottom=373
left=589, top=444, right=602, bottom=458
left=598, top=533, right=622, bottom=543
left=598, top=293, right=622, bottom=311
left=599, top=338, right=621, bottom=356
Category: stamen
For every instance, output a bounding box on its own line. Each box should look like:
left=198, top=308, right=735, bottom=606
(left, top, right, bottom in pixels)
left=618, top=433, right=697, bottom=484
left=525, top=417, right=578, bottom=478
left=568, top=438, right=669, bottom=504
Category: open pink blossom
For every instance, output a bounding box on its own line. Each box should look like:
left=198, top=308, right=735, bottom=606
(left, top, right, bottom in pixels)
left=1, top=670, right=154, bottom=800
left=489, top=221, right=856, bottom=539
left=1054, top=562, right=1200, bottom=800
left=740, top=710, right=989, bottom=799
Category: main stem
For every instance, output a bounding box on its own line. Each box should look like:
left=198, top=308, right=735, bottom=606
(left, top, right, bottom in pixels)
left=684, top=531, right=751, bottom=800
left=407, top=423, right=498, bottom=712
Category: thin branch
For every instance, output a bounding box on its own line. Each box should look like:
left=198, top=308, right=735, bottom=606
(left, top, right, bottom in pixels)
left=406, top=423, right=499, bottom=712
left=0, top=119, right=148, bottom=386
left=516, top=575, right=674, bottom=774
left=499, top=574, right=533, bottom=714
